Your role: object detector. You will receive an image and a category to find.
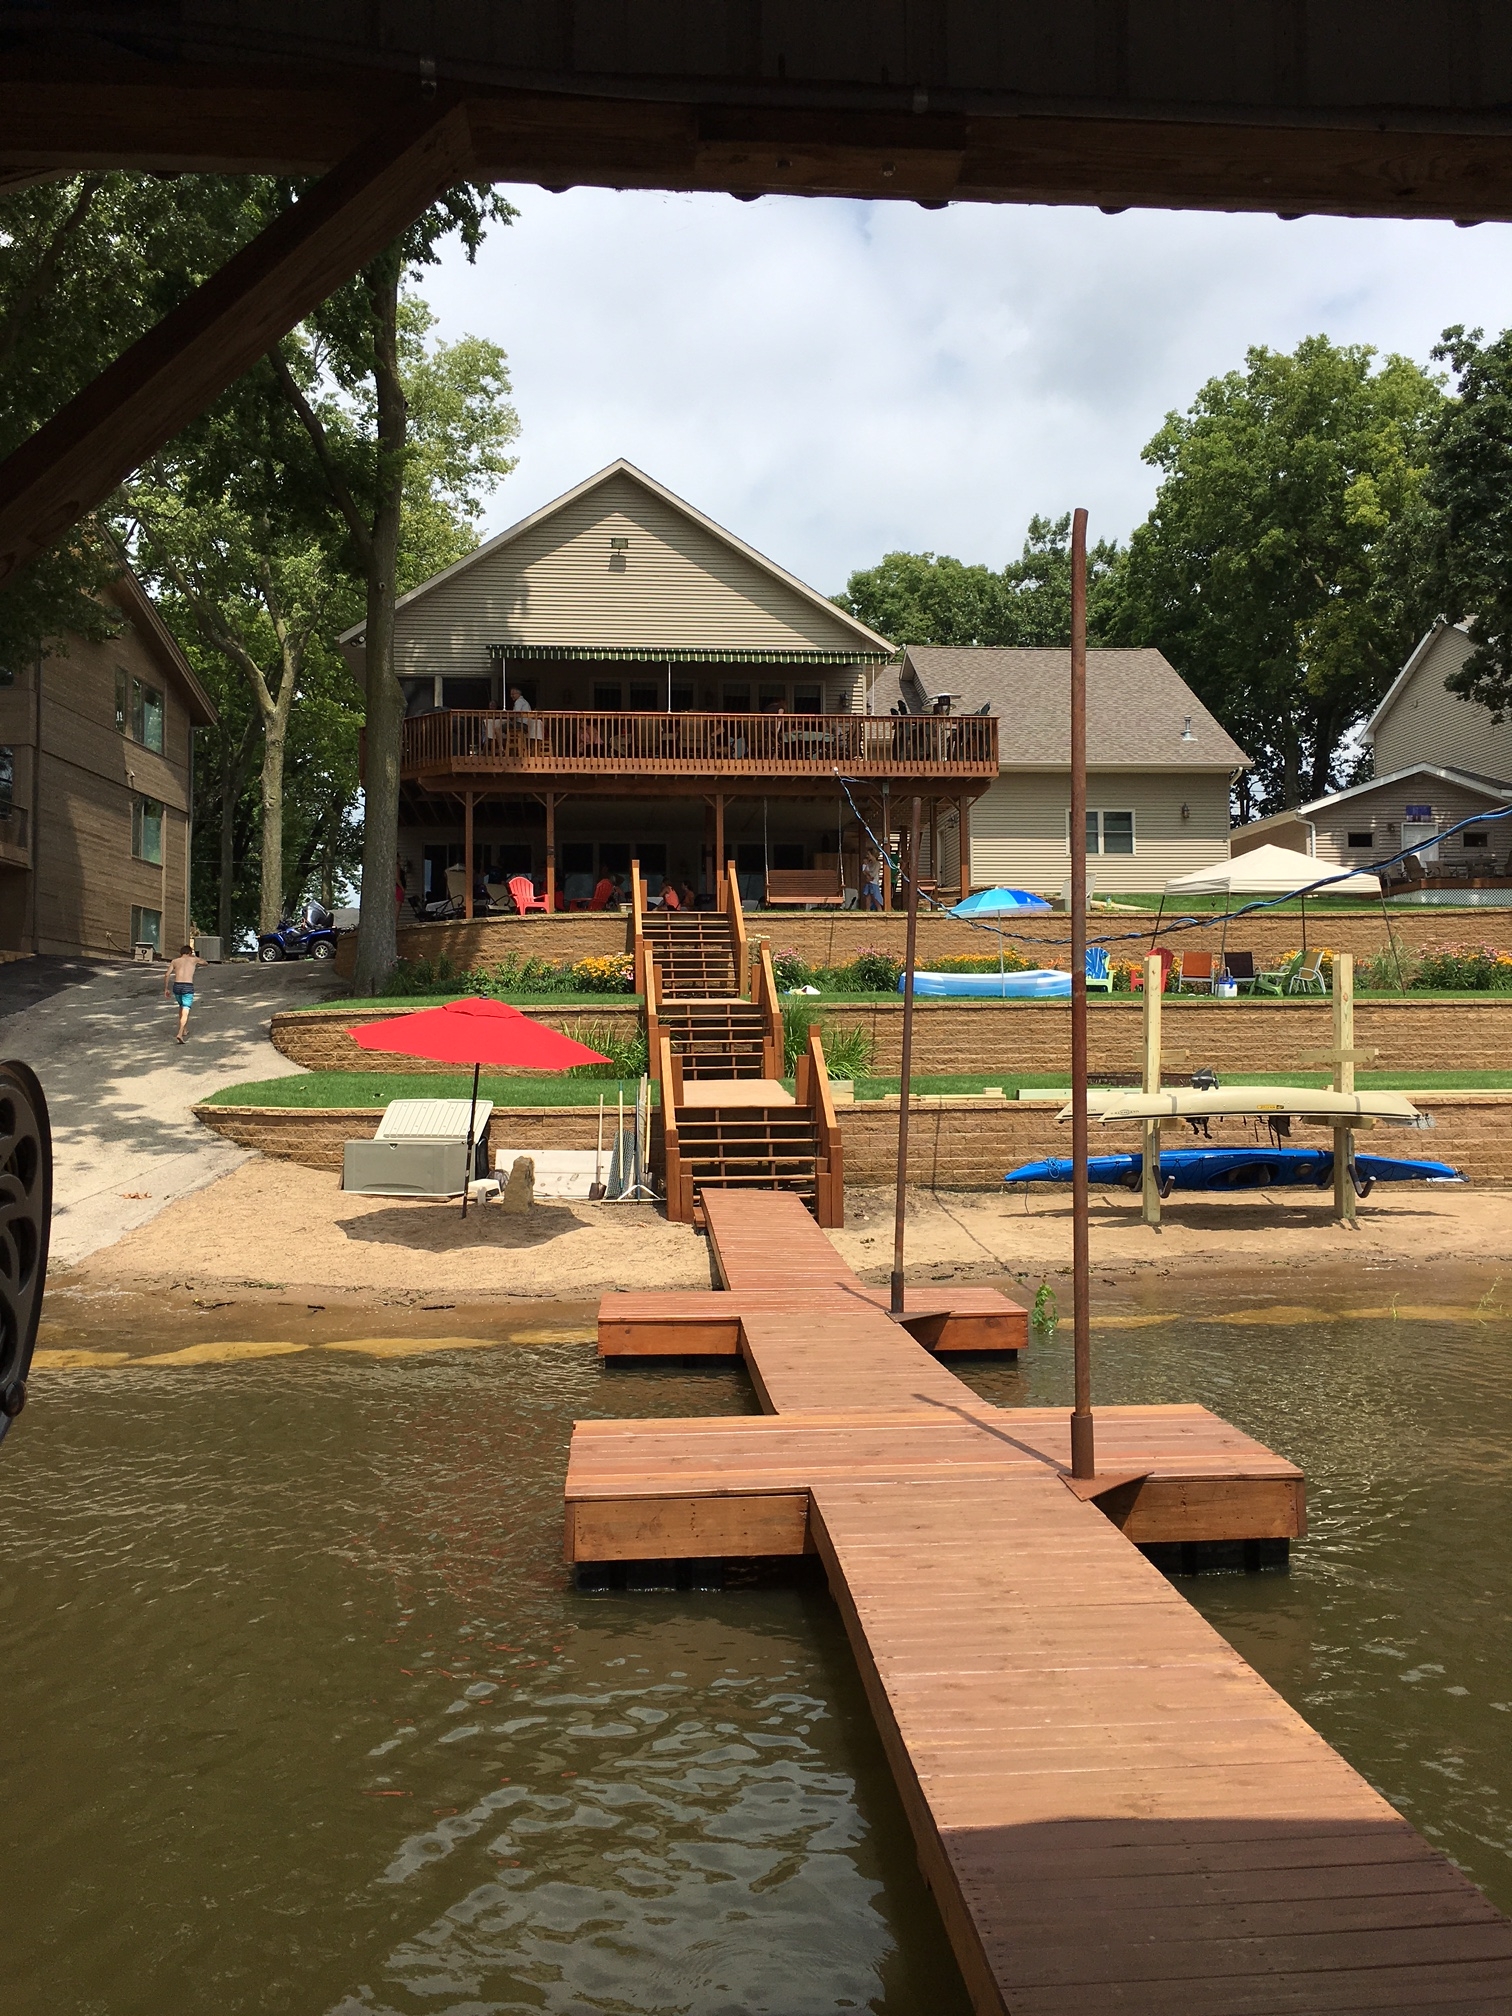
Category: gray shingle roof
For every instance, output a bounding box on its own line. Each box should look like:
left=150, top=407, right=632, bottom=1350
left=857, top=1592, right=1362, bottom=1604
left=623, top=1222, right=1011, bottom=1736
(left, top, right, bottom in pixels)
left=901, top=646, right=1249, bottom=770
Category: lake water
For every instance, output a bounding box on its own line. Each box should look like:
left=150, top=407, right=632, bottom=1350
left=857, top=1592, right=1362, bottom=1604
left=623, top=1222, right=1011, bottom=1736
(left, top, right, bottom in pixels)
left=3, top=1285, right=1509, bottom=2013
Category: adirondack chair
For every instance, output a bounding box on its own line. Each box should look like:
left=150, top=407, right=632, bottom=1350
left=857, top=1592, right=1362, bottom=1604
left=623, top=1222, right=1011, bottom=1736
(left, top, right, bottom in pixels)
left=1085, top=946, right=1114, bottom=993
left=1131, top=947, right=1175, bottom=993
left=508, top=874, right=549, bottom=916
left=1254, top=951, right=1303, bottom=996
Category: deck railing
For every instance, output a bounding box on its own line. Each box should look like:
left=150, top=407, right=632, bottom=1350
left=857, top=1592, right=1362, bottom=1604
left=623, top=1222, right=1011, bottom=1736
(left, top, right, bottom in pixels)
left=401, top=708, right=997, bottom=781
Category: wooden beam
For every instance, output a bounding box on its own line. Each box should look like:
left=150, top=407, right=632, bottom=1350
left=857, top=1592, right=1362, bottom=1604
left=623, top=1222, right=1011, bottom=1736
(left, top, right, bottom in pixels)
left=544, top=790, right=556, bottom=913
left=0, top=98, right=474, bottom=592
left=463, top=791, right=474, bottom=921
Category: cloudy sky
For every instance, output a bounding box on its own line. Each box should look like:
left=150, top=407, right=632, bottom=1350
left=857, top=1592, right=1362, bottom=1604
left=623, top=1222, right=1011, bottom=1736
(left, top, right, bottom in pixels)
left=424, top=191, right=1512, bottom=598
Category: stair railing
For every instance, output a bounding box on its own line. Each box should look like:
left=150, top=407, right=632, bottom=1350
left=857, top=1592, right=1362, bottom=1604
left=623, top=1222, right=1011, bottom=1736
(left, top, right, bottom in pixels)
left=630, top=856, right=647, bottom=997
left=656, top=1030, right=693, bottom=1222
left=645, top=950, right=663, bottom=1076
left=724, top=857, right=748, bottom=996
left=799, top=1022, right=845, bottom=1228
left=753, top=939, right=783, bottom=1078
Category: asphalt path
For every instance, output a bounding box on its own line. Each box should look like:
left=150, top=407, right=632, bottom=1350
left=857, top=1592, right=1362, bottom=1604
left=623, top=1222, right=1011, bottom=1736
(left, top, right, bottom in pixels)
left=0, top=956, right=338, bottom=1265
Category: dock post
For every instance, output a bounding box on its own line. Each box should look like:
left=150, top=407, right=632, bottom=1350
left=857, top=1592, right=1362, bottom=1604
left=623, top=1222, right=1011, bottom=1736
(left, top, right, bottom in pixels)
left=891, top=795, right=923, bottom=1315
left=1068, top=510, right=1095, bottom=1480
left=1142, top=952, right=1162, bottom=1228
left=1333, top=950, right=1355, bottom=1224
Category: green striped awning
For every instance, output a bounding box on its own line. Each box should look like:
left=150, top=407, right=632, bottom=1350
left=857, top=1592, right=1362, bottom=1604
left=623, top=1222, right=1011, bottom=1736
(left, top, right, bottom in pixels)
left=486, top=644, right=889, bottom=664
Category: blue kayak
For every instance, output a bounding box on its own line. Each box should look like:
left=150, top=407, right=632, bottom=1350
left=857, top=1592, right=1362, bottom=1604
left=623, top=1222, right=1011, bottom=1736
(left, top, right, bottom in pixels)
left=1004, top=1147, right=1464, bottom=1195
left=907, top=969, right=1071, bottom=999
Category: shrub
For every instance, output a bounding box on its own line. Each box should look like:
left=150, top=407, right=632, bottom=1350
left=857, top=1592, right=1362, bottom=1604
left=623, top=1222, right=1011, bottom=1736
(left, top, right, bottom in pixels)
left=1362, top=945, right=1417, bottom=991
left=476, top=953, right=572, bottom=995
left=564, top=1019, right=649, bottom=1078
left=772, top=947, right=815, bottom=989
left=570, top=952, right=635, bottom=993
left=932, top=950, right=1035, bottom=974
left=833, top=947, right=903, bottom=992
left=380, top=954, right=485, bottom=997
left=1413, top=941, right=1512, bottom=990
left=780, top=997, right=875, bottom=1077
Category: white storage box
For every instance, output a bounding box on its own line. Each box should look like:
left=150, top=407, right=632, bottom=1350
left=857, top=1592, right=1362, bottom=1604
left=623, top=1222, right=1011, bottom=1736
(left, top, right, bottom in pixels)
left=343, top=1138, right=470, bottom=1197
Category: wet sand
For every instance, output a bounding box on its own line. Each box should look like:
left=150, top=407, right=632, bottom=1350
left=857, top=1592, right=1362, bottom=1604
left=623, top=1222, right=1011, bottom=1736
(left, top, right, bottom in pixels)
left=61, top=1155, right=1512, bottom=1312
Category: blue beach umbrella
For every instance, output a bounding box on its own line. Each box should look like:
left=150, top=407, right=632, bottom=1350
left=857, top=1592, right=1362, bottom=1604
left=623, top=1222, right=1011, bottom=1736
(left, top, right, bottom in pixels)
left=949, top=885, right=1052, bottom=976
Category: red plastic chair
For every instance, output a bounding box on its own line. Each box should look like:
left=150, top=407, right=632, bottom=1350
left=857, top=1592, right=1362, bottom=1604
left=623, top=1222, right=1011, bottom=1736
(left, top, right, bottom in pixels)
left=661, top=885, right=681, bottom=911
left=1131, top=947, right=1176, bottom=993
left=589, top=878, right=615, bottom=911
left=509, top=875, right=548, bottom=916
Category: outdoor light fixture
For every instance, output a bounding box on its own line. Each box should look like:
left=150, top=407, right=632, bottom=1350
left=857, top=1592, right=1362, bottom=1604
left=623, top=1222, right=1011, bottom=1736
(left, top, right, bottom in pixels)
left=609, top=536, right=630, bottom=550
left=1181, top=802, right=1190, bottom=821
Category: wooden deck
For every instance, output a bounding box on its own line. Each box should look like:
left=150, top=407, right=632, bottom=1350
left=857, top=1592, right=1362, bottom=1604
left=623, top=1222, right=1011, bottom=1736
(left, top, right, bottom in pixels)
left=567, top=1191, right=1512, bottom=2010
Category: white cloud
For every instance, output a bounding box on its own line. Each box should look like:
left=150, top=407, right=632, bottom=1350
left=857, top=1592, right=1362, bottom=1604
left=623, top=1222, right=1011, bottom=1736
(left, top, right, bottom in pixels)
left=423, top=189, right=1512, bottom=596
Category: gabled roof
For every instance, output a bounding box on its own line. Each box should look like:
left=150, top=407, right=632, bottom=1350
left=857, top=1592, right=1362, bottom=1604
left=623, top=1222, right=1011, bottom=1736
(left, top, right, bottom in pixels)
left=1362, top=617, right=1466, bottom=742
left=339, top=459, right=893, bottom=661
left=898, top=646, right=1249, bottom=770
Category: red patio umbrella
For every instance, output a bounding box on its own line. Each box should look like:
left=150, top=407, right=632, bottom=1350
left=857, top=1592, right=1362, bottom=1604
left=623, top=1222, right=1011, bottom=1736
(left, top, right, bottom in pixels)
left=349, top=998, right=610, bottom=1216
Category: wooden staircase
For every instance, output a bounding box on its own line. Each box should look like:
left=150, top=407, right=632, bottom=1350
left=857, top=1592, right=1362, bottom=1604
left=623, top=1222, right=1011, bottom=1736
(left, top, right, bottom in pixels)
left=633, top=861, right=842, bottom=1227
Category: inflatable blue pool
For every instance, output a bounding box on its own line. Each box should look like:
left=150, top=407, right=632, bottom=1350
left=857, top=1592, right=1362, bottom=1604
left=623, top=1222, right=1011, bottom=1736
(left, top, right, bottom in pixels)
left=904, top=969, right=1071, bottom=999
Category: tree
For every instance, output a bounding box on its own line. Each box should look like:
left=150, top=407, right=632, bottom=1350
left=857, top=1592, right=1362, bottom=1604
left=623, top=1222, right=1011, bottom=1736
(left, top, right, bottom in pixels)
left=1113, top=336, right=1442, bottom=808
left=1420, top=325, right=1512, bottom=721
left=835, top=516, right=1124, bottom=649
left=126, top=483, right=351, bottom=929
left=264, top=197, right=519, bottom=993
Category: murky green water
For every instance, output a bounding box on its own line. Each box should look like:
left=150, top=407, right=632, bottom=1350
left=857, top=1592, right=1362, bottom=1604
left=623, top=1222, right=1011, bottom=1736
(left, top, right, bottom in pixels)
left=3, top=1291, right=1510, bottom=2013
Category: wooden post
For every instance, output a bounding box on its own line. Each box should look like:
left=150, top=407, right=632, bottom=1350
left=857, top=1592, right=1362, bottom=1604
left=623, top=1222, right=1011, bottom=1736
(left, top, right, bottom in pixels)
left=715, top=792, right=725, bottom=891
left=891, top=795, right=923, bottom=1316
left=1333, top=950, right=1356, bottom=1225
left=544, top=790, right=556, bottom=913
left=1142, top=951, right=1162, bottom=1229
left=881, top=787, right=892, bottom=912
left=463, top=791, right=474, bottom=921
left=956, top=793, right=971, bottom=899
left=1069, top=508, right=1095, bottom=1482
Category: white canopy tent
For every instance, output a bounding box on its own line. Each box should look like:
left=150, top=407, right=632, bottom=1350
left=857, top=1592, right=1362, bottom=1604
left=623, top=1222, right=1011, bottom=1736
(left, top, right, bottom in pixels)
left=1151, top=843, right=1396, bottom=971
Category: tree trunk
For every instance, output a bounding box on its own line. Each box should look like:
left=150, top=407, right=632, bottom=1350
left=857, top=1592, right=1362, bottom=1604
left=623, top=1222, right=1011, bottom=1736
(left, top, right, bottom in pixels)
left=352, top=254, right=407, bottom=997
left=259, top=723, right=286, bottom=930
left=218, top=715, right=259, bottom=945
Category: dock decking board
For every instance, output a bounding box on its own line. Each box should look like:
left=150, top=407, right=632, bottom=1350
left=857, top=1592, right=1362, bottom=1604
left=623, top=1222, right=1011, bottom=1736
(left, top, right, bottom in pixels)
left=568, top=1188, right=1512, bottom=2011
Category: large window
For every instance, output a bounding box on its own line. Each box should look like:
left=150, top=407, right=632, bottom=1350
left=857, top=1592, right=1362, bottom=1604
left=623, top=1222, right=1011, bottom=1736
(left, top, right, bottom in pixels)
left=118, top=671, right=165, bottom=752
left=1070, top=810, right=1136, bottom=855
left=132, top=796, right=164, bottom=865
left=0, top=747, right=12, bottom=816
left=130, top=906, right=161, bottom=952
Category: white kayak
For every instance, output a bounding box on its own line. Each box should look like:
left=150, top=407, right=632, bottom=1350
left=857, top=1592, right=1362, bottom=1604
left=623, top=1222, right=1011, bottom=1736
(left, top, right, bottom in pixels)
left=1056, top=1085, right=1430, bottom=1129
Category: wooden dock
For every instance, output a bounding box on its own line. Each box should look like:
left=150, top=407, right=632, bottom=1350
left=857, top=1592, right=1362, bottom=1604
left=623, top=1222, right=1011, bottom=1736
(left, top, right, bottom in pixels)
left=568, top=1191, right=1512, bottom=2011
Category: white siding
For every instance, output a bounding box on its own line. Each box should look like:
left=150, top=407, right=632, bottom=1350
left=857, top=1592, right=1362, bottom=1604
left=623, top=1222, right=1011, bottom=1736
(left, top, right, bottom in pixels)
left=969, top=771, right=1233, bottom=893
left=1372, top=627, right=1512, bottom=782
left=1305, top=773, right=1510, bottom=870
left=393, top=469, right=874, bottom=679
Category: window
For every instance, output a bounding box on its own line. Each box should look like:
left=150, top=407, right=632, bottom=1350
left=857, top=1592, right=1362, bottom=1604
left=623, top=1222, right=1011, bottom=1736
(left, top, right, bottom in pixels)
left=792, top=684, right=823, bottom=714
left=130, top=905, right=161, bottom=952
left=0, top=747, right=12, bottom=816
left=627, top=681, right=660, bottom=711
left=561, top=842, right=595, bottom=875
left=592, top=683, right=622, bottom=711
left=0, top=662, right=14, bottom=688
left=669, top=683, right=695, bottom=712
left=441, top=677, right=491, bottom=709
left=722, top=682, right=751, bottom=712
left=1464, top=830, right=1490, bottom=848
left=115, top=666, right=128, bottom=734
left=1346, top=830, right=1375, bottom=849
left=772, top=842, right=807, bottom=870
left=758, top=682, right=787, bottom=713
left=132, top=796, right=164, bottom=865
left=1071, top=810, right=1136, bottom=855
left=132, top=679, right=164, bottom=753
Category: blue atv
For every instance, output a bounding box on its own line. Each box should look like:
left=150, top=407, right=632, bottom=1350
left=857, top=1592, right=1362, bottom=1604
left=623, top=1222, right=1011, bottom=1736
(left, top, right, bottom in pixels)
left=257, top=904, right=338, bottom=963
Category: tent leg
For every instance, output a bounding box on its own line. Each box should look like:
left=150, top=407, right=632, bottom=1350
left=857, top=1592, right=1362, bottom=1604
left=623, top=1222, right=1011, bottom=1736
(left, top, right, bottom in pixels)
left=1150, top=894, right=1165, bottom=950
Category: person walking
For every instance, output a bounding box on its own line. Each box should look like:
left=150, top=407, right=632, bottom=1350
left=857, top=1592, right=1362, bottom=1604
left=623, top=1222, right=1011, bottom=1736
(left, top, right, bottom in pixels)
left=163, top=943, right=203, bottom=1044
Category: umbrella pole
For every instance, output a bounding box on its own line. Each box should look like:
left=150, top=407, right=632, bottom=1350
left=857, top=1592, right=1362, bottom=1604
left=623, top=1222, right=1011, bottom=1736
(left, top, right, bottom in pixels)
left=461, top=1060, right=480, bottom=1218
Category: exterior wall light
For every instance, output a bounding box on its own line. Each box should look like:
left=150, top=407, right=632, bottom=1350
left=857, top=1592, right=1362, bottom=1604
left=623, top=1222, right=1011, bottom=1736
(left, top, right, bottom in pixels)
left=1180, top=802, right=1190, bottom=821
left=609, top=536, right=630, bottom=550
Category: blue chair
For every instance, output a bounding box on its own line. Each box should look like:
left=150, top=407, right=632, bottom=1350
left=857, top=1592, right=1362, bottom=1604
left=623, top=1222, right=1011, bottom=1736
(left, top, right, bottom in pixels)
left=1085, top=946, right=1113, bottom=993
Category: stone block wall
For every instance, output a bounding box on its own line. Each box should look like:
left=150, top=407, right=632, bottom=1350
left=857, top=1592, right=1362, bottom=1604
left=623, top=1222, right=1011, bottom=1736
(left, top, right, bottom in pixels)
left=271, top=1004, right=643, bottom=1073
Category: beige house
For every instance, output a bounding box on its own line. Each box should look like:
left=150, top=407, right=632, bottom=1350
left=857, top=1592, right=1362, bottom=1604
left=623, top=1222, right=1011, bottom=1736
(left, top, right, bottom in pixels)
left=890, top=647, right=1249, bottom=896
left=342, top=462, right=997, bottom=909
left=1231, top=621, right=1512, bottom=885
left=0, top=568, right=217, bottom=958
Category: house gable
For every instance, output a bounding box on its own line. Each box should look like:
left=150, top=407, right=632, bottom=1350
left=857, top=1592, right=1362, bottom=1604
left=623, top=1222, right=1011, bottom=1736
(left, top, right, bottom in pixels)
left=360, top=463, right=890, bottom=682
left=1367, top=622, right=1512, bottom=784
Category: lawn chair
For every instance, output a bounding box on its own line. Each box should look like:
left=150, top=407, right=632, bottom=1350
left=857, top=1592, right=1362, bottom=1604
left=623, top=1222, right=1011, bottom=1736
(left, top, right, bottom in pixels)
left=508, top=874, right=549, bottom=916
left=1178, top=950, right=1217, bottom=994
left=443, top=865, right=469, bottom=916
left=1287, top=947, right=1328, bottom=995
left=1222, top=950, right=1257, bottom=993
left=1085, top=946, right=1113, bottom=993
left=1131, top=947, right=1175, bottom=993
left=1254, top=951, right=1303, bottom=996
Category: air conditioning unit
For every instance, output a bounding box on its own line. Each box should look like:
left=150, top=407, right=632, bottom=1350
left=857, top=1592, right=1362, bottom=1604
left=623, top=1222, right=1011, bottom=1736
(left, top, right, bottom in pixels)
left=195, top=934, right=223, bottom=962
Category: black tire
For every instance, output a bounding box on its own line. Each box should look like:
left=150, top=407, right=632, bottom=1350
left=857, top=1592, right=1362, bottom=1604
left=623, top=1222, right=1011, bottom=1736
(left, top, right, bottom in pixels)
left=258, top=940, right=283, bottom=962
left=310, top=938, right=335, bottom=961
left=0, top=1059, right=51, bottom=1428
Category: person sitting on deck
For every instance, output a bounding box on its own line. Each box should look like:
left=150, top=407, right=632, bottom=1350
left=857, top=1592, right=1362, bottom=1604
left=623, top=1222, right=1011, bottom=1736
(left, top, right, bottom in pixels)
left=662, top=883, right=681, bottom=911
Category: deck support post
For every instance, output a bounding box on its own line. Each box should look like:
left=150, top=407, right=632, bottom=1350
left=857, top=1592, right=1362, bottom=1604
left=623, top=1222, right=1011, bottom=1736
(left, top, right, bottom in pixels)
left=881, top=787, right=892, bottom=911
left=956, top=793, right=970, bottom=900
left=463, top=791, right=474, bottom=921
left=715, top=793, right=725, bottom=891
left=544, top=790, right=556, bottom=913
left=1068, top=509, right=1096, bottom=1481
left=1333, top=951, right=1356, bottom=1224
left=891, top=795, right=923, bottom=1316
left=1142, top=951, right=1162, bottom=1228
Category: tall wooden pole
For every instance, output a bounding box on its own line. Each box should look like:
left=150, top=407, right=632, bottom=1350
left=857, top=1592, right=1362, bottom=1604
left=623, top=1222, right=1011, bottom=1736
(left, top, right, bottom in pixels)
left=463, top=790, right=474, bottom=921
left=545, top=791, right=557, bottom=913
left=891, top=794, right=923, bottom=1317
left=1069, top=508, right=1095, bottom=1482
left=1333, top=950, right=1356, bottom=1224
left=1142, top=951, right=1163, bottom=1228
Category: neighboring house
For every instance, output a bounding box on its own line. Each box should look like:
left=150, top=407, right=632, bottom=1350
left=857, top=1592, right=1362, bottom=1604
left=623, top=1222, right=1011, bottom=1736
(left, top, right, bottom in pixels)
left=1231, top=621, right=1512, bottom=880
left=887, top=647, right=1250, bottom=896
left=0, top=567, right=217, bottom=958
left=343, top=461, right=998, bottom=908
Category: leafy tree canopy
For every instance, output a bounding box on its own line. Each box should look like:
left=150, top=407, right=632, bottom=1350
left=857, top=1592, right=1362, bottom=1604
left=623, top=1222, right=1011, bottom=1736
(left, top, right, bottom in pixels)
left=1421, top=324, right=1512, bottom=722
left=1112, top=335, right=1442, bottom=808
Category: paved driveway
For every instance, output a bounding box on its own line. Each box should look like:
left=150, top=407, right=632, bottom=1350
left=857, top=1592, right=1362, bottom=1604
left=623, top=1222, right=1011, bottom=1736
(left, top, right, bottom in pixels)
left=0, top=957, right=339, bottom=1265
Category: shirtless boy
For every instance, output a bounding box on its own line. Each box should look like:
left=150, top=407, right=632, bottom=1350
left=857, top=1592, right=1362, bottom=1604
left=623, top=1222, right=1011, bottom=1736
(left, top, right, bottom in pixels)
left=162, top=944, right=203, bottom=1043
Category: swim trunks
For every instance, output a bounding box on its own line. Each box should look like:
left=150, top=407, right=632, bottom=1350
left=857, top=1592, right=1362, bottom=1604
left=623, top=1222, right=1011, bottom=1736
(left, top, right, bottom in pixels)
left=173, top=986, right=195, bottom=1007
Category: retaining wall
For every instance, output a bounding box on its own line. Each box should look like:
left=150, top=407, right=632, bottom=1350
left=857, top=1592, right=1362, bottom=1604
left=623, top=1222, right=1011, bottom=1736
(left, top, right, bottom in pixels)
left=335, top=903, right=1512, bottom=983
left=272, top=1002, right=643, bottom=1073
left=196, top=1093, right=1512, bottom=1187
